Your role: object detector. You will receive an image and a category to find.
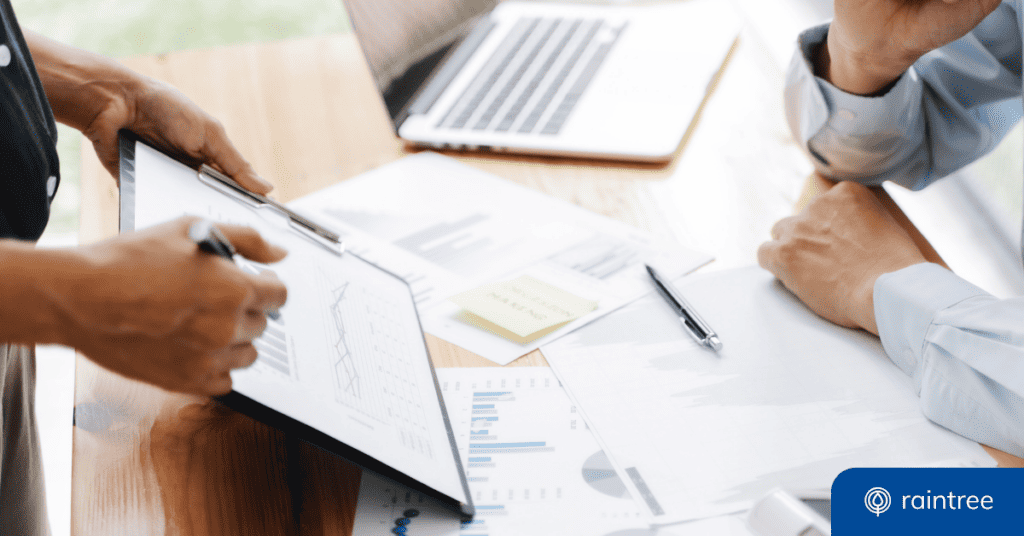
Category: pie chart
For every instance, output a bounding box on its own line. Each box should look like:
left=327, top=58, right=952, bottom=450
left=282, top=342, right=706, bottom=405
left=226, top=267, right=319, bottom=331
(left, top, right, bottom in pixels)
left=582, top=450, right=630, bottom=499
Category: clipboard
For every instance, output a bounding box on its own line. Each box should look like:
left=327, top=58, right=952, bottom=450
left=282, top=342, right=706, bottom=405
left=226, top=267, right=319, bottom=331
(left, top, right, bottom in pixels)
left=117, top=132, right=475, bottom=520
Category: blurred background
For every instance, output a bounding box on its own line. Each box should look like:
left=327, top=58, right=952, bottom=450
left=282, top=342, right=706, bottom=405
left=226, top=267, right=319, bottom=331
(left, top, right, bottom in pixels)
left=12, top=1, right=1022, bottom=534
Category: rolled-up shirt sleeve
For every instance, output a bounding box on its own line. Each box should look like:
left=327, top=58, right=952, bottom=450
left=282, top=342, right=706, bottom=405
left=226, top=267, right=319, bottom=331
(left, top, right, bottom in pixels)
left=875, top=263, right=1024, bottom=456
left=785, top=3, right=1023, bottom=191
left=787, top=3, right=1024, bottom=457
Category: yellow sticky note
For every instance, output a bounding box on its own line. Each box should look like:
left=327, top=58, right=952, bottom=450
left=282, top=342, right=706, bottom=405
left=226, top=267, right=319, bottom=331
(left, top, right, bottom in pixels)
left=451, top=275, right=598, bottom=345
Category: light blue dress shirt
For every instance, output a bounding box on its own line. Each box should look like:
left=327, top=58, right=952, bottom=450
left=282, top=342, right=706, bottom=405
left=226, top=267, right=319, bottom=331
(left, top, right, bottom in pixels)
left=785, top=1, right=1024, bottom=457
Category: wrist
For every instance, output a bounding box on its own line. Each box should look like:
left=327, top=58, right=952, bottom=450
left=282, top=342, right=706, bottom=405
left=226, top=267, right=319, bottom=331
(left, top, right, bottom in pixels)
left=850, top=275, right=880, bottom=336
left=817, top=28, right=917, bottom=96
left=26, top=31, right=141, bottom=132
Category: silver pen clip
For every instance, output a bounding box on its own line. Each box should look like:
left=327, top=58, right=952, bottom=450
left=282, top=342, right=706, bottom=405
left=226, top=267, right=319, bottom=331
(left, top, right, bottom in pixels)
left=197, top=165, right=345, bottom=256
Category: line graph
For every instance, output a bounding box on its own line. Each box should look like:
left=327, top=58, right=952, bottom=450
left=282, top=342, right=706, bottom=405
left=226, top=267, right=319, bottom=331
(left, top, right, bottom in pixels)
left=315, top=266, right=434, bottom=459
left=329, top=282, right=361, bottom=402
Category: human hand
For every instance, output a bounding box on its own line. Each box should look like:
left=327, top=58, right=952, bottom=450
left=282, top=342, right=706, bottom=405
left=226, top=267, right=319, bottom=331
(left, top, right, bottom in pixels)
left=87, top=77, right=274, bottom=194
left=53, top=217, right=288, bottom=395
left=757, top=181, right=928, bottom=334
left=25, top=31, right=273, bottom=194
left=822, top=0, right=1003, bottom=95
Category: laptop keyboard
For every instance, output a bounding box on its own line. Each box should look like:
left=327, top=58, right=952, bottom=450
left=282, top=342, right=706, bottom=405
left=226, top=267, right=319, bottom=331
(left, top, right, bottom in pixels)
left=437, top=16, right=627, bottom=136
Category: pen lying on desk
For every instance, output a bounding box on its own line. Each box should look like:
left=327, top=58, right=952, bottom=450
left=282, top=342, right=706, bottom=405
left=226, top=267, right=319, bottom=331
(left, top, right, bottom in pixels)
left=645, top=264, right=722, bottom=352
left=189, top=218, right=281, bottom=321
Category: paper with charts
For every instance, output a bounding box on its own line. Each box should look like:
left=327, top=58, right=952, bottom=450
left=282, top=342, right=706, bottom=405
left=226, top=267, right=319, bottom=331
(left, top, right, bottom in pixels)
left=352, top=367, right=754, bottom=536
left=130, top=143, right=467, bottom=507
left=542, top=267, right=996, bottom=524
left=288, top=153, right=710, bottom=365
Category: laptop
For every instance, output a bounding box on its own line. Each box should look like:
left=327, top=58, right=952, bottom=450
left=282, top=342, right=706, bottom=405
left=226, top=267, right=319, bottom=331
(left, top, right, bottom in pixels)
left=343, top=0, right=739, bottom=162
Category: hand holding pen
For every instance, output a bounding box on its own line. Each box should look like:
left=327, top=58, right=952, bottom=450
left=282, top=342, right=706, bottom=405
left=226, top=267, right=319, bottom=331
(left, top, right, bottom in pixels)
left=57, top=217, right=288, bottom=396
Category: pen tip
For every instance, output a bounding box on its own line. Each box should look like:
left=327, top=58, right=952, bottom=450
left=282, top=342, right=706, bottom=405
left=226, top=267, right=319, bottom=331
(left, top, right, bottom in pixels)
left=706, top=336, right=723, bottom=352
left=645, top=264, right=655, bottom=276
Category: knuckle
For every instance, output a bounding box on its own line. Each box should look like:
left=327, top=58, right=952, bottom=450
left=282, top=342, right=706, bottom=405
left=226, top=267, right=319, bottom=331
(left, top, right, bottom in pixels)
left=189, top=353, right=218, bottom=380
left=756, top=242, right=774, bottom=267
left=239, top=344, right=259, bottom=368
left=776, top=241, right=801, bottom=265
left=198, top=318, right=236, bottom=349
left=208, top=118, right=227, bottom=135
left=832, top=180, right=867, bottom=199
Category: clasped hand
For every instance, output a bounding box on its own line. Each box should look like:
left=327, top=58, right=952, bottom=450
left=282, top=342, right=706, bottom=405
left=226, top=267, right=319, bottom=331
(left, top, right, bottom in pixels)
left=757, top=180, right=928, bottom=335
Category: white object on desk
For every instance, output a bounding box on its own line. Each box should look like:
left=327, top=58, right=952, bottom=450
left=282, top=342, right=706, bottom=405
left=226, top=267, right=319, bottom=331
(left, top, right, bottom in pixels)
left=437, top=367, right=646, bottom=535
left=128, top=141, right=472, bottom=515
left=747, top=489, right=830, bottom=536
left=542, top=267, right=995, bottom=524
left=353, top=367, right=756, bottom=536
left=289, top=153, right=711, bottom=365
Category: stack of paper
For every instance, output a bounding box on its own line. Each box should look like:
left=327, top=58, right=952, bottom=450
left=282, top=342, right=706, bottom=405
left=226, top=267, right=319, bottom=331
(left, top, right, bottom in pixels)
left=541, top=267, right=995, bottom=523
left=288, top=153, right=710, bottom=364
left=352, top=368, right=755, bottom=536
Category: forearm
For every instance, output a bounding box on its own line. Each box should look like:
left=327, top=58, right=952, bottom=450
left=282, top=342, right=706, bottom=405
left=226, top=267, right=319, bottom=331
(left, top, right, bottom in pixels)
left=0, top=240, right=82, bottom=346
left=24, top=30, right=140, bottom=133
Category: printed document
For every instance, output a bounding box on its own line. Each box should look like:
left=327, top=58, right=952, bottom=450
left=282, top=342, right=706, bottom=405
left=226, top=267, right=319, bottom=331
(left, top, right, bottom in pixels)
left=130, top=142, right=468, bottom=507
left=542, top=267, right=995, bottom=524
left=288, top=153, right=711, bottom=365
left=352, top=367, right=755, bottom=536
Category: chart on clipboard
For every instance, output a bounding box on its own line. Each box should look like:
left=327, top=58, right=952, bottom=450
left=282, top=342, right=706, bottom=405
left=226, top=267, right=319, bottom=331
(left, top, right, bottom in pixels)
left=118, top=135, right=474, bottom=519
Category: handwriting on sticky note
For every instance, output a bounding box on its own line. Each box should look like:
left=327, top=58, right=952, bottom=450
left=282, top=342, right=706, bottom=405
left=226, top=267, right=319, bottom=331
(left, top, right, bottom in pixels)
left=451, top=276, right=598, bottom=344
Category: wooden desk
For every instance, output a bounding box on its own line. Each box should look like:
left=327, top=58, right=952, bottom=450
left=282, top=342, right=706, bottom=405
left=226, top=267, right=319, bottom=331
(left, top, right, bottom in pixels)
left=73, top=32, right=680, bottom=535
left=72, top=31, right=1022, bottom=536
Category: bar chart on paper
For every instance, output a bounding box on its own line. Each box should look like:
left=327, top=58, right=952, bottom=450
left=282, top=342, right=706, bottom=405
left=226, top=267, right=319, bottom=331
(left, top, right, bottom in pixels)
left=287, top=153, right=712, bottom=365
left=352, top=367, right=757, bottom=536
left=238, top=258, right=296, bottom=378
left=437, top=368, right=652, bottom=536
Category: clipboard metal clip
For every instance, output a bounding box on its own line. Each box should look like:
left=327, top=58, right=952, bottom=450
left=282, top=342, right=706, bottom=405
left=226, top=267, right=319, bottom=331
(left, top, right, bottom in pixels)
left=197, top=164, right=345, bottom=256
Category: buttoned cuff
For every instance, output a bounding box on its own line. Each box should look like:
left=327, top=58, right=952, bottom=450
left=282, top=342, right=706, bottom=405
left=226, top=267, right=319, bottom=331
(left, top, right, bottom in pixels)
left=785, top=24, right=924, bottom=186
left=874, top=263, right=990, bottom=378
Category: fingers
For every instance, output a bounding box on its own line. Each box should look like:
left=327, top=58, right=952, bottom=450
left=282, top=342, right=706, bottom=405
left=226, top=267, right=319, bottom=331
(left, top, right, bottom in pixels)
left=245, top=270, right=288, bottom=315
left=234, top=310, right=269, bottom=344
left=770, top=216, right=797, bottom=241
left=200, top=123, right=274, bottom=195
left=757, top=240, right=786, bottom=280
left=204, top=372, right=233, bottom=396
left=216, top=223, right=288, bottom=263
left=760, top=216, right=798, bottom=280
left=201, top=343, right=259, bottom=396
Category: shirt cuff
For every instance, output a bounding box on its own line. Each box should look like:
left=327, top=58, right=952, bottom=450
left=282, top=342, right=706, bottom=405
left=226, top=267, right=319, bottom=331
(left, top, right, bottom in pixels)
left=874, top=263, right=990, bottom=378
left=785, top=24, right=924, bottom=184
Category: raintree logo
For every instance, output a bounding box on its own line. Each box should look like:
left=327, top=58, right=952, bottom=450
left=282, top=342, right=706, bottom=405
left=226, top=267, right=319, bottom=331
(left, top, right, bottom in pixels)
left=865, top=487, right=892, bottom=516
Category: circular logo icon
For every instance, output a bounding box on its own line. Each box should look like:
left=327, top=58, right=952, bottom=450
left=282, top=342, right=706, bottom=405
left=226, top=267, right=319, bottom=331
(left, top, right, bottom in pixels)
left=864, top=487, right=892, bottom=517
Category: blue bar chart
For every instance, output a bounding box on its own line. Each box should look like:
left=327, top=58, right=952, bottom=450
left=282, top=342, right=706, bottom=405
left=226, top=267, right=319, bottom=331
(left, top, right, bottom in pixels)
left=436, top=367, right=648, bottom=536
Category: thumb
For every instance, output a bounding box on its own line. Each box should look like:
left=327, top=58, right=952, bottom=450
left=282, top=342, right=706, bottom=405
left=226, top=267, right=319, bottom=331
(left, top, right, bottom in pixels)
left=86, top=123, right=122, bottom=185
left=215, top=223, right=288, bottom=263
left=200, top=123, right=274, bottom=195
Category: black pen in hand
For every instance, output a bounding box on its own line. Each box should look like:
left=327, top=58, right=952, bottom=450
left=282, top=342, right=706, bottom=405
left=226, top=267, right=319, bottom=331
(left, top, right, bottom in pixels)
left=189, top=219, right=281, bottom=320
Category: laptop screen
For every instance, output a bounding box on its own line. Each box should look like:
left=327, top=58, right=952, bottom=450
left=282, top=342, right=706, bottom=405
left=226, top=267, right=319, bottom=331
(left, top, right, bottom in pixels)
left=343, top=0, right=497, bottom=120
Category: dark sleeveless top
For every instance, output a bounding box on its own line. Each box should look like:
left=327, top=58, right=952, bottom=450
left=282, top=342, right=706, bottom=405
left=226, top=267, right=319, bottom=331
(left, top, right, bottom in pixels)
left=0, top=0, right=59, bottom=241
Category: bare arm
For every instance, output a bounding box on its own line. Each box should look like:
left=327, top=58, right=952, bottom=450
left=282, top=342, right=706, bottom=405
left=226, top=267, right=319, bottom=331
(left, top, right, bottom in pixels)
left=815, top=0, right=1002, bottom=96
left=1, top=218, right=288, bottom=395
left=0, top=241, right=73, bottom=345
left=25, top=30, right=273, bottom=194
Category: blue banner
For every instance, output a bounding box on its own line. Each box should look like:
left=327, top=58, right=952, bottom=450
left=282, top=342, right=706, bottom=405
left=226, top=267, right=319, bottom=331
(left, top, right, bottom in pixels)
left=832, top=468, right=1024, bottom=534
